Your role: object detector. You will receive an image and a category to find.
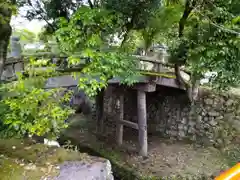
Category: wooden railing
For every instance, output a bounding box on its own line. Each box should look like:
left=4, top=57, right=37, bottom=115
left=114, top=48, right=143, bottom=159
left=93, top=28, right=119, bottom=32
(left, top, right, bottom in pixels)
left=3, top=53, right=189, bottom=82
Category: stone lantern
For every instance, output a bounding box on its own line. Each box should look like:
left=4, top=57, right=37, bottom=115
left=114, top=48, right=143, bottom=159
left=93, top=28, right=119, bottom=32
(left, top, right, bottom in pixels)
left=10, top=36, right=22, bottom=58
left=1, top=36, right=23, bottom=81
left=152, top=44, right=169, bottom=63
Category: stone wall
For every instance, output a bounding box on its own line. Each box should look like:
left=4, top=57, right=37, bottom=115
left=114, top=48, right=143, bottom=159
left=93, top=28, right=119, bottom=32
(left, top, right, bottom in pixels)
left=1, top=62, right=24, bottom=81
left=103, top=85, right=240, bottom=147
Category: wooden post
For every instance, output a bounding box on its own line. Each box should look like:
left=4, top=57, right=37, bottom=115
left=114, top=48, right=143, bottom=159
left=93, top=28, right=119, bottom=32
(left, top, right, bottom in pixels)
left=137, top=90, right=148, bottom=157
left=95, top=89, right=104, bottom=132
left=116, top=94, right=124, bottom=145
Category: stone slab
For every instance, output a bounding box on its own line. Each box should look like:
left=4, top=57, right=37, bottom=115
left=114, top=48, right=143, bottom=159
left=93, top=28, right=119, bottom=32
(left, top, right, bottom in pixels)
left=53, top=160, right=114, bottom=180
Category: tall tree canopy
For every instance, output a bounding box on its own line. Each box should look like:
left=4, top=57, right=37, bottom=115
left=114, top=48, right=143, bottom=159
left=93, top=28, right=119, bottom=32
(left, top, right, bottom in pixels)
left=170, top=0, right=240, bottom=101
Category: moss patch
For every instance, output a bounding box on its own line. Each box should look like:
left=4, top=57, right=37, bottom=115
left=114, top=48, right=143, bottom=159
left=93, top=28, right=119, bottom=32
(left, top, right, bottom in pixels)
left=0, top=138, right=87, bottom=180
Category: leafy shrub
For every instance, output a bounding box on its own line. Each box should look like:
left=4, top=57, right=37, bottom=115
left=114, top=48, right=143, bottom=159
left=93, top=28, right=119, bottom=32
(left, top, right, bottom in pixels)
left=0, top=61, right=75, bottom=139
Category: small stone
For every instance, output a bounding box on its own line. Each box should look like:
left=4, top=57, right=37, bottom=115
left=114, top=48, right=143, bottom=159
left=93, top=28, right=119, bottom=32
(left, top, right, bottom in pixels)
left=189, top=121, right=196, bottom=127
left=232, top=120, right=240, bottom=131
left=40, top=167, right=47, bottom=173
left=24, top=146, right=31, bottom=150
left=208, top=111, right=220, bottom=117
left=190, top=135, right=197, bottom=141
left=181, top=118, right=187, bottom=124
left=170, top=130, right=178, bottom=136
left=216, top=139, right=224, bottom=145
left=203, top=117, right=209, bottom=122
left=197, top=115, right=202, bottom=122
left=201, top=110, right=207, bottom=116
left=215, top=116, right=224, bottom=121
left=178, top=124, right=184, bottom=130
left=209, top=120, right=218, bottom=126
left=24, top=164, right=37, bottom=170
left=195, top=123, right=201, bottom=130
left=226, top=99, right=234, bottom=106
left=188, top=127, right=194, bottom=134
left=178, top=131, right=185, bottom=138
left=204, top=98, right=213, bottom=105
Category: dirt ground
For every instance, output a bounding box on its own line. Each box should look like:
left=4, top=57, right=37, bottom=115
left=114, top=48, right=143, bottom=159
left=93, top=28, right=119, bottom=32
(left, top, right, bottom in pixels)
left=64, top=114, right=233, bottom=179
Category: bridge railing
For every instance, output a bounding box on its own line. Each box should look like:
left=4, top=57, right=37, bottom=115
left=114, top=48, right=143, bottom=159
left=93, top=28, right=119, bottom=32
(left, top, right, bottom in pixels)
left=3, top=53, right=188, bottom=82
left=135, top=55, right=174, bottom=73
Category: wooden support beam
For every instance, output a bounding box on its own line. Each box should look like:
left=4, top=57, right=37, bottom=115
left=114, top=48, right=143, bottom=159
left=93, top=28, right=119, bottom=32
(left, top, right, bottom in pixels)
left=116, top=94, right=124, bottom=146
left=95, top=89, right=104, bottom=133
left=119, top=120, right=139, bottom=130
left=132, top=82, right=156, bottom=92
left=137, top=90, right=148, bottom=157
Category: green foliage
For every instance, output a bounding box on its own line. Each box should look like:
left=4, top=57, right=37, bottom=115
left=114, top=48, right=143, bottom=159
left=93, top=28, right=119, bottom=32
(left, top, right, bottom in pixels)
left=56, top=6, right=123, bottom=52
left=168, top=0, right=240, bottom=90
left=12, top=28, right=36, bottom=43
left=56, top=6, right=140, bottom=96
left=37, top=28, right=54, bottom=43
left=141, top=3, right=183, bottom=51
left=0, top=60, right=74, bottom=139
left=185, top=1, right=240, bottom=89
left=19, top=0, right=82, bottom=34
left=0, top=1, right=16, bottom=25
left=103, top=0, right=161, bottom=30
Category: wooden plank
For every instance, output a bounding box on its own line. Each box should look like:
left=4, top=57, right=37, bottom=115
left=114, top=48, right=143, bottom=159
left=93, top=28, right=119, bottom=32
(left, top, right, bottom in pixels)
left=140, top=70, right=176, bottom=79
left=119, top=120, right=139, bottom=130
left=156, top=76, right=185, bottom=90
left=132, top=82, right=156, bottom=92
left=116, top=95, right=124, bottom=145
left=134, top=55, right=174, bottom=67
left=137, top=90, right=148, bottom=157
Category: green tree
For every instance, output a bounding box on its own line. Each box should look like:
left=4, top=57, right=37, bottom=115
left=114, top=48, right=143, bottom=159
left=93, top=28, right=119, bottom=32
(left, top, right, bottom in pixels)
left=56, top=6, right=140, bottom=96
left=19, top=0, right=81, bottom=34
left=0, top=0, right=16, bottom=78
left=12, top=28, right=36, bottom=43
left=170, top=0, right=240, bottom=102
left=0, top=63, right=74, bottom=138
left=140, top=3, right=183, bottom=54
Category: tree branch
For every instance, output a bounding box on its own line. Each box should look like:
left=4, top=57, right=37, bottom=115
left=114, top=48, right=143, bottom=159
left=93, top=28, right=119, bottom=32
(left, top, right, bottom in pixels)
left=175, top=0, right=196, bottom=88
left=175, top=0, right=200, bottom=102
left=88, top=0, right=94, bottom=9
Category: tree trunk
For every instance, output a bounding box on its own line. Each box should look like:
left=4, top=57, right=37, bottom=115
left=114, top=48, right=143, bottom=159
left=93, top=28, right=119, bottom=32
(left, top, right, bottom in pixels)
left=188, top=79, right=200, bottom=103
left=0, top=5, right=13, bottom=80
left=95, top=89, right=104, bottom=132
left=175, top=0, right=200, bottom=102
left=0, top=29, right=12, bottom=80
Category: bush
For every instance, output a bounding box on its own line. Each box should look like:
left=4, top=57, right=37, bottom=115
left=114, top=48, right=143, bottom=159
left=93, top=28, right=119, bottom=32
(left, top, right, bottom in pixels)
left=0, top=62, right=75, bottom=139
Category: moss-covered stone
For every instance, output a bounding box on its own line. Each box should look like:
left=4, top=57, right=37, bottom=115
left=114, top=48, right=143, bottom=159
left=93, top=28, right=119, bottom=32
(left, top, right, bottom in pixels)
left=0, top=138, right=87, bottom=180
